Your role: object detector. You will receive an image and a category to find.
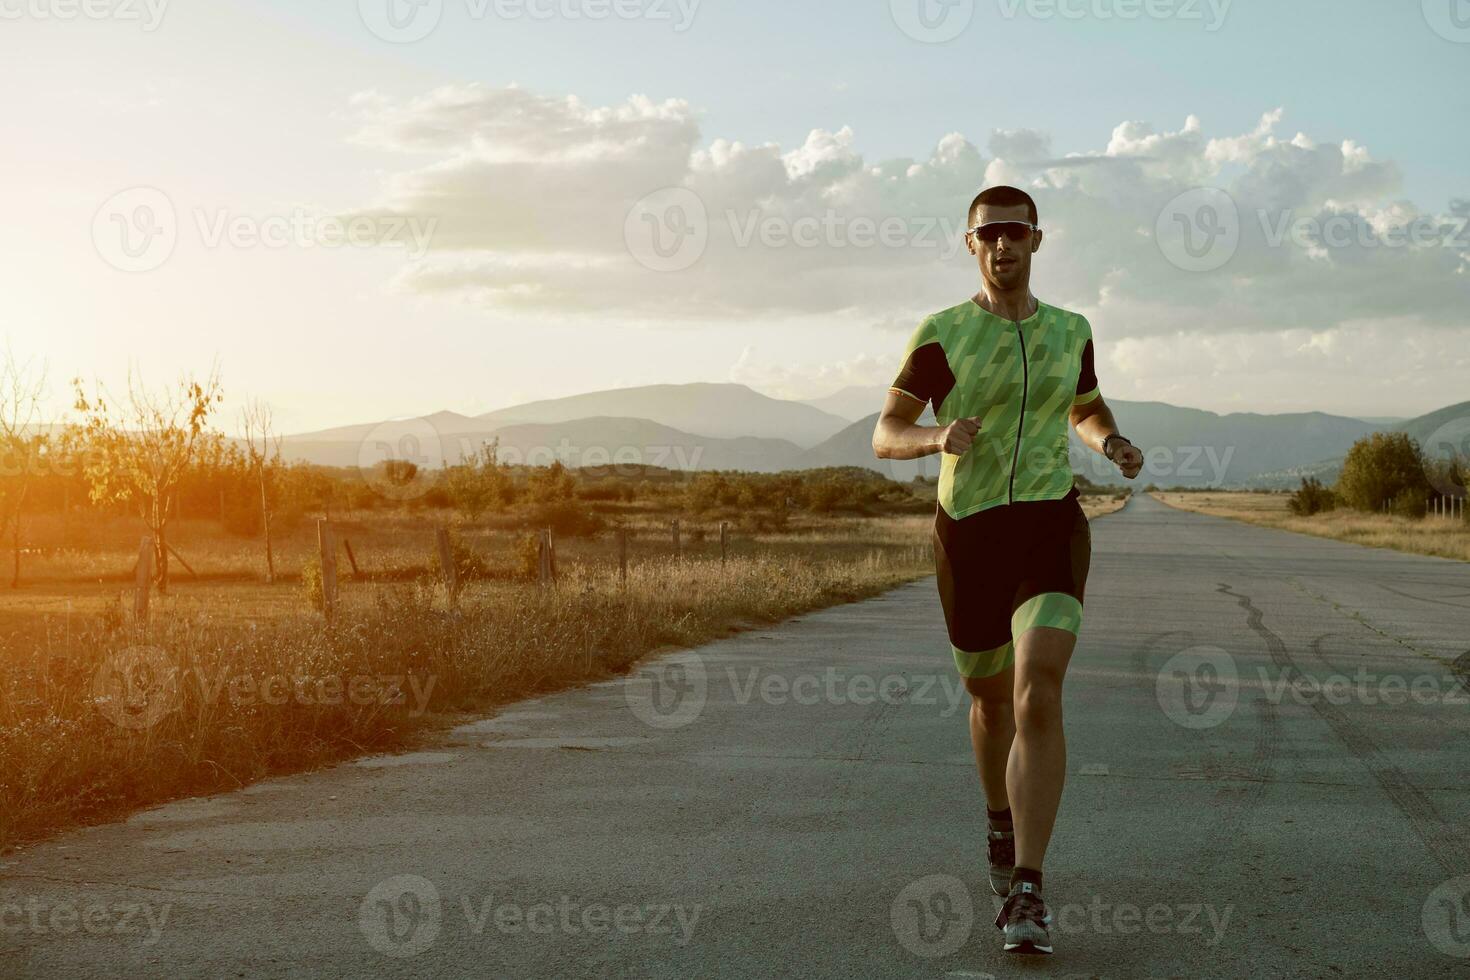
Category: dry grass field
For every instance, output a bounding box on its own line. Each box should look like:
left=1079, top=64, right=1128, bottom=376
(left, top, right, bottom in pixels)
left=0, top=490, right=1129, bottom=852
left=1151, top=491, right=1470, bottom=563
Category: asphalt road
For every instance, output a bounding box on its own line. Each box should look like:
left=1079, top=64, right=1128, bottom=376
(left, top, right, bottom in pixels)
left=3, top=493, right=1469, bottom=978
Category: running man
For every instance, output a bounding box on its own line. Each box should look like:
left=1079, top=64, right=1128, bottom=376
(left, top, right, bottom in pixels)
left=872, top=185, right=1143, bottom=956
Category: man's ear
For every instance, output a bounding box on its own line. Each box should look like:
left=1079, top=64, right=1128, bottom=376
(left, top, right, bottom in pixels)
left=966, top=231, right=978, bottom=255
left=1031, top=229, right=1044, bottom=253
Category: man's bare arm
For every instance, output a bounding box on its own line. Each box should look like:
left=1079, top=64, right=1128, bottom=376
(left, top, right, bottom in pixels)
left=1070, top=394, right=1143, bottom=479
left=873, top=390, right=981, bottom=460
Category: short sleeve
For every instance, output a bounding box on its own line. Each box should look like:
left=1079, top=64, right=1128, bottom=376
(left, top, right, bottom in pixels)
left=1073, top=318, right=1101, bottom=408
left=889, top=318, right=952, bottom=412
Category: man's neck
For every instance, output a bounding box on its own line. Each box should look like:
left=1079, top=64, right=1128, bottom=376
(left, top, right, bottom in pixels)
left=972, top=284, right=1037, bottom=323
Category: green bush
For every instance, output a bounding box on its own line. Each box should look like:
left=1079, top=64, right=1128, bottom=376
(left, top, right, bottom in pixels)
left=1336, top=432, right=1430, bottom=513
left=1287, top=476, right=1336, bottom=516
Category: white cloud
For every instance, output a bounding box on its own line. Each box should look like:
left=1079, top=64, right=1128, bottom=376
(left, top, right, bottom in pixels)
left=348, top=84, right=1469, bottom=354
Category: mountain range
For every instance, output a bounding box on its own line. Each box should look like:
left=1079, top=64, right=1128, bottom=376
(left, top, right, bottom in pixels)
left=279, top=383, right=1469, bottom=490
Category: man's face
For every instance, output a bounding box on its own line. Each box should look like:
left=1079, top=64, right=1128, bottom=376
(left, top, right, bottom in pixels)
left=967, top=203, right=1042, bottom=292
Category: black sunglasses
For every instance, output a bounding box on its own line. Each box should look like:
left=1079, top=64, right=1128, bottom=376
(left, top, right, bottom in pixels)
left=971, top=221, right=1038, bottom=243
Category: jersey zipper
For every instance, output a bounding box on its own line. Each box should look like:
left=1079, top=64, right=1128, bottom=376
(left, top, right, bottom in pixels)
left=1008, top=321, right=1029, bottom=505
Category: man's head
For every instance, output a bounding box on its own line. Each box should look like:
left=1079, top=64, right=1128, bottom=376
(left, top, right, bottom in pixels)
left=965, top=185, right=1042, bottom=292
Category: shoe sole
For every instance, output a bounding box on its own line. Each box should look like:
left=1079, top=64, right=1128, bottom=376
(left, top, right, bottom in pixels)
left=1003, top=939, right=1054, bottom=955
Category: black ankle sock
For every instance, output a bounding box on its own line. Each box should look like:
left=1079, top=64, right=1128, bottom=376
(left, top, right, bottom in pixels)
left=1011, top=866, right=1043, bottom=893
left=986, top=806, right=1013, bottom=832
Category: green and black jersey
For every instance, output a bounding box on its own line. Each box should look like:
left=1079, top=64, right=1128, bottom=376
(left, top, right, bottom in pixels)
left=889, top=298, right=1100, bottom=521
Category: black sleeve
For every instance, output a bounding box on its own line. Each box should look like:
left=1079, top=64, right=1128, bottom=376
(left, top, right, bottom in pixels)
left=1074, top=338, right=1100, bottom=406
left=890, top=342, right=954, bottom=412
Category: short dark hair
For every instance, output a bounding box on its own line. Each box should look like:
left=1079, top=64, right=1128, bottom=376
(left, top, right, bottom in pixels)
left=968, top=185, right=1038, bottom=227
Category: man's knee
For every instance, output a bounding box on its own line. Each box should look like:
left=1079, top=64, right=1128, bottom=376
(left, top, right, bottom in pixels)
left=965, top=673, right=1014, bottom=732
left=1014, top=680, right=1063, bottom=736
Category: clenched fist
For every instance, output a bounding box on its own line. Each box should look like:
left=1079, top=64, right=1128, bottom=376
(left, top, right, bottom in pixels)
left=940, top=416, right=984, bottom=455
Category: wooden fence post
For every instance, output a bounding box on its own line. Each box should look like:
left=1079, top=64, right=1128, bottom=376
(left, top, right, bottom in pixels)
left=133, top=535, right=153, bottom=625
left=436, top=527, right=459, bottom=603
left=317, top=519, right=338, bottom=623
left=340, top=537, right=360, bottom=576
left=720, top=521, right=728, bottom=565
left=671, top=519, right=681, bottom=557
left=538, top=528, right=558, bottom=585
left=618, top=528, right=628, bottom=586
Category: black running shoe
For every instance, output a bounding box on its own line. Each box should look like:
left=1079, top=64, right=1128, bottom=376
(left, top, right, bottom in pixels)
left=994, top=880, right=1053, bottom=955
left=985, top=829, right=1015, bottom=898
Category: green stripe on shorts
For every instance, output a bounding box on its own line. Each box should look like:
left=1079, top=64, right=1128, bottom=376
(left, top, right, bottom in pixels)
left=1011, top=592, right=1083, bottom=637
left=953, top=640, right=1015, bottom=679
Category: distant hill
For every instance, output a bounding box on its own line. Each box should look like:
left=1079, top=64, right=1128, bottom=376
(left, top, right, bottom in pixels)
left=265, top=384, right=1467, bottom=488
left=474, top=383, right=850, bottom=449
left=800, top=386, right=891, bottom=423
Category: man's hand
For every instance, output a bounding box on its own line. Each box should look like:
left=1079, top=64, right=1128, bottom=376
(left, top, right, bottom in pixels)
left=941, top=416, right=984, bottom=455
left=1108, top=438, right=1144, bottom=480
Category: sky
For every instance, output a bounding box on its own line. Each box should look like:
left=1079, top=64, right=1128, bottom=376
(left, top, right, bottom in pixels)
left=1, top=0, right=1467, bottom=435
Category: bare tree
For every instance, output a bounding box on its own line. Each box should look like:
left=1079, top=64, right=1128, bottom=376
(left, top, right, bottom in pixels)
left=0, top=349, right=47, bottom=588
left=71, top=366, right=223, bottom=593
left=240, top=399, right=283, bottom=583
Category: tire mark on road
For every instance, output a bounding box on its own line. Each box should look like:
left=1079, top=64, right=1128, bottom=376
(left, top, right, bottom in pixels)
left=1302, top=633, right=1470, bottom=877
